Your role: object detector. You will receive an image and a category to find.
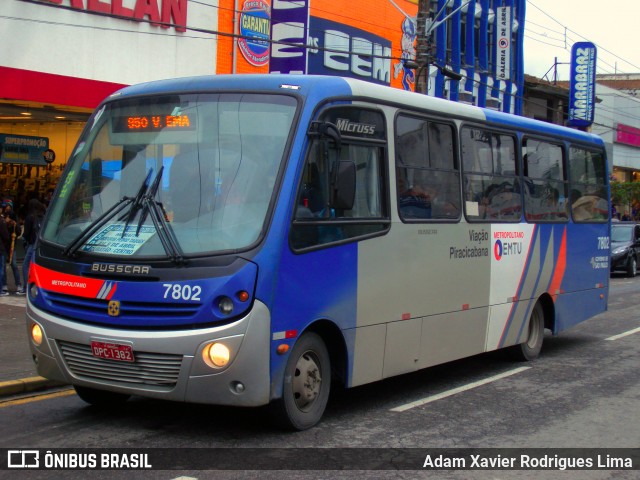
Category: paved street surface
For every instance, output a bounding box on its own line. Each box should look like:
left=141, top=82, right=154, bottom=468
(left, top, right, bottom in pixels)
left=0, top=295, right=34, bottom=382
left=0, top=276, right=638, bottom=480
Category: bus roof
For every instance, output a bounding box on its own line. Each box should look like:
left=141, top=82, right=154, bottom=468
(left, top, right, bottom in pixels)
left=107, top=74, right=603, bottom=148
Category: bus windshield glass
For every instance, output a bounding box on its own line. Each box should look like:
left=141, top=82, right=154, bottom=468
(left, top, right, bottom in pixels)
left=43, top=93, right=297, bottom=257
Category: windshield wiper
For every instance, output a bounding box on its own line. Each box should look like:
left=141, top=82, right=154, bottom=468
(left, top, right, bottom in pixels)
left=135, top=166, right=163, bottom=237
left=63, top=167, right=185, bottom=263
left=120, top=168, right=153, bottom=237
left=135, top=167, right=185, bottom=264
left=63, top=197, right=133, bottom=258
left=63, top=169, right=152, bottom=258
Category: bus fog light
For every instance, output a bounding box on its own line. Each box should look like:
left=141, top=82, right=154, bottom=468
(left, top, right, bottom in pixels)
left=203, top=342, right=231, bottom=368
left=29, top=283, right=38, bottom=299
left=231, top=381, right=245, bottom=394
left=31, top=323, right=43, bottom=346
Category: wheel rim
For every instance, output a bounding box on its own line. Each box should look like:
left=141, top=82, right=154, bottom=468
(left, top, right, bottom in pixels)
left=292, top=350, right=322, bottom=412
left=526, top=308, right=542, bottom=349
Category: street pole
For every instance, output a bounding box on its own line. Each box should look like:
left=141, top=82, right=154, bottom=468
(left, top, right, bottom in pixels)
left=415, top=0, right=430, bottom=94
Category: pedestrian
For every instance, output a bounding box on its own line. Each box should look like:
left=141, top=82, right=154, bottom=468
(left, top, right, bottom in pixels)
left=22, top=198, right=46, bottom=291
left=0, top=212, right=9, bottom=297
left=2, top=204, right=24, bottom=294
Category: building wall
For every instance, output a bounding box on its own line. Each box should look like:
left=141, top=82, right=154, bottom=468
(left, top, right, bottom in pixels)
left=593, top=84, right=640, bottom=176
left=3, top=0, right=527, bottom=110
left=2, top=0, right=219, bottom=104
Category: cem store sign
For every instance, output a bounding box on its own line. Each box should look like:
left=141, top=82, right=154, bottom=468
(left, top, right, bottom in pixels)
left=37, top=0, right=188, bottom=32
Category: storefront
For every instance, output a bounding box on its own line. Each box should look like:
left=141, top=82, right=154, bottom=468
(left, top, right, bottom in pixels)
left=1, top=0, right=217, bottom=217
left=0, top=96, right=96, bottom=217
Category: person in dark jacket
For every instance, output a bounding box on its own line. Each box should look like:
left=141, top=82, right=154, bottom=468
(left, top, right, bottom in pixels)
left=0, top=213, right=9, bottom=297
left=22, top=198, right=46, bottom=291
left=2, top=203, right=23, bottom=294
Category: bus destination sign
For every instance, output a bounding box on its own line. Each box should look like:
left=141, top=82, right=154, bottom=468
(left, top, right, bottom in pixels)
left=113, top=114, right=195, bottom=133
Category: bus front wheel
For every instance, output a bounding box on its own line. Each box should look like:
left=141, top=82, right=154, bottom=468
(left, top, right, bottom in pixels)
left=510, top=302, right=544, bottom=361
left=272, top=332, right=331, bottom=430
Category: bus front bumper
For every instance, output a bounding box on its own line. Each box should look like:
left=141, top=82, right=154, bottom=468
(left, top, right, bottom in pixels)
left=26, top=300, right=272, bottom=407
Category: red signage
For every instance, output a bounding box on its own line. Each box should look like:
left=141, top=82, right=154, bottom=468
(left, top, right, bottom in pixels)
left=616, top=124, right=640, bottom=148
left=38, top=0, right=188, bottom=32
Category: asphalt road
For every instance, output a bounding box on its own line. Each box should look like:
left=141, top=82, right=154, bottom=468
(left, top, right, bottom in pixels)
left=0, top=275, right=638, bottom=480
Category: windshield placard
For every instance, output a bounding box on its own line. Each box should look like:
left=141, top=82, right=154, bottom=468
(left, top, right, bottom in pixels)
left=81, top=224, right=156, bottom=255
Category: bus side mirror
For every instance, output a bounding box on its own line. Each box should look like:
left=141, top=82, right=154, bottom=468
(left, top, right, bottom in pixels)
left=331, top=160, right=356, bottom=211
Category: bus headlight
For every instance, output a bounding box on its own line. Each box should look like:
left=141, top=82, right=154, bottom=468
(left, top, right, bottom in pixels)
left=202, top=342, right=231, bottom=368
left=217, top=296, right=234, bottom=315
left=31, top=323, right=43, bottom=346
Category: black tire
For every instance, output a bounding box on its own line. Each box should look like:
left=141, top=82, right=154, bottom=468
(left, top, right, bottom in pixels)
left=271, top=332, right=331, bottom=431
left=74, top=385, right=130, bottom=407
left=627, top=256, right=637, bottom=278
left=509, top=302, right=545, bottom=361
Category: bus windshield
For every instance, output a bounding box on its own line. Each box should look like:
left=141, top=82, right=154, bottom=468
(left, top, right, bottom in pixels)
left=43, top=93, right=297, bottom=257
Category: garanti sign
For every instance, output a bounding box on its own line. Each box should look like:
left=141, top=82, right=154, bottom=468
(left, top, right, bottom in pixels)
left=568, top=42, right=597, bottom=128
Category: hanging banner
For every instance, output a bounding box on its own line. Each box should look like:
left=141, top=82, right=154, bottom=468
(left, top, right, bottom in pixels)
left=568, top=42, right=597, bottom=128
left=269, top=0, right=310, bottom=74
left=495, top=6, right=511, bottom=80
left=0, top=134, right=49, bottom=165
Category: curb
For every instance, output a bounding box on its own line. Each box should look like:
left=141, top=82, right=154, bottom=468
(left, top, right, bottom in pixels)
left=0, top=376, right=68, bottom=398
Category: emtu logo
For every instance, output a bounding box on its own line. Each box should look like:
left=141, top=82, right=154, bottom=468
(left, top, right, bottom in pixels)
left=494, top=239, right=523, bottom=260
left=494, top=239, right=504, bottom=260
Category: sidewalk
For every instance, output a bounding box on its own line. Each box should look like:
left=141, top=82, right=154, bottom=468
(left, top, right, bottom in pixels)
left=0, top=293, right=68, bottom=398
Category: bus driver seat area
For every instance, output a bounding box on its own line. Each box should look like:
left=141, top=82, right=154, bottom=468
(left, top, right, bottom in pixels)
left=169, top=149, right=206, bottom=224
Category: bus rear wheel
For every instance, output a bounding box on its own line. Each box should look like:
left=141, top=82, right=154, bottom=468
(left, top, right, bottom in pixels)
left=74, top=385, right=130, bottom=407
left=272, top=332, right=331, bottom=431
left=509, top=302, right=544, bottom=361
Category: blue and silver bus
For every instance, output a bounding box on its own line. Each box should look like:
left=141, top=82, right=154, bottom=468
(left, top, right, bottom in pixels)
left=27, top=75, right=609, bottom=430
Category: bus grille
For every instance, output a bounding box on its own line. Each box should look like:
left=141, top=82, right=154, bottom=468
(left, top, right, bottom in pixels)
left=44, top=291, right=201, bottom=321
left=58, top=341, right=183, bottom=388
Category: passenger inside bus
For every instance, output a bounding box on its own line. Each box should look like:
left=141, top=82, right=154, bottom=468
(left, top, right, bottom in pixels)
left=397, top=173, right=435, bottom=219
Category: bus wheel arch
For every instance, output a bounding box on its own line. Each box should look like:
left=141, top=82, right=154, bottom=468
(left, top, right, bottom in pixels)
left=538, top=293, right=556, bottom=333
left=509, top=296, right=552, bottom=362
left=305, top=320, right=348, bottom=388
left=271, top=321, right=346, bottom=430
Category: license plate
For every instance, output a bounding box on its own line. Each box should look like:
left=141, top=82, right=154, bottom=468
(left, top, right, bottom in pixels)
left=91, top=341, right=135, bottom=363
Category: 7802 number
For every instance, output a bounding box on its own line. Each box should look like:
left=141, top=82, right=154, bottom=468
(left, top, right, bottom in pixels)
left=163, top=283, right=202, bottom=301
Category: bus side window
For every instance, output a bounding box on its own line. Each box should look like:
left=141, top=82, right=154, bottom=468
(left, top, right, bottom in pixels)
left=569, top=147, right=608, bottom=223
left=291, top=141, right=387, bottom=249
left=395, top=116, right=460, bottom=221
left=462, top=126, right=519, bottom=222
left=522, top=139, right=568, bottom=222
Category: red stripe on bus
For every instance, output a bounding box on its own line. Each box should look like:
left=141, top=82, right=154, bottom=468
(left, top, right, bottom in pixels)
left=31, top=263, right=108, bottom=299
left=547, top=227, right=567, bottom=302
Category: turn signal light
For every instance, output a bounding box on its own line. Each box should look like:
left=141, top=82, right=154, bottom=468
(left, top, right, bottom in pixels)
left=237, top=290, right=250, bottom=302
